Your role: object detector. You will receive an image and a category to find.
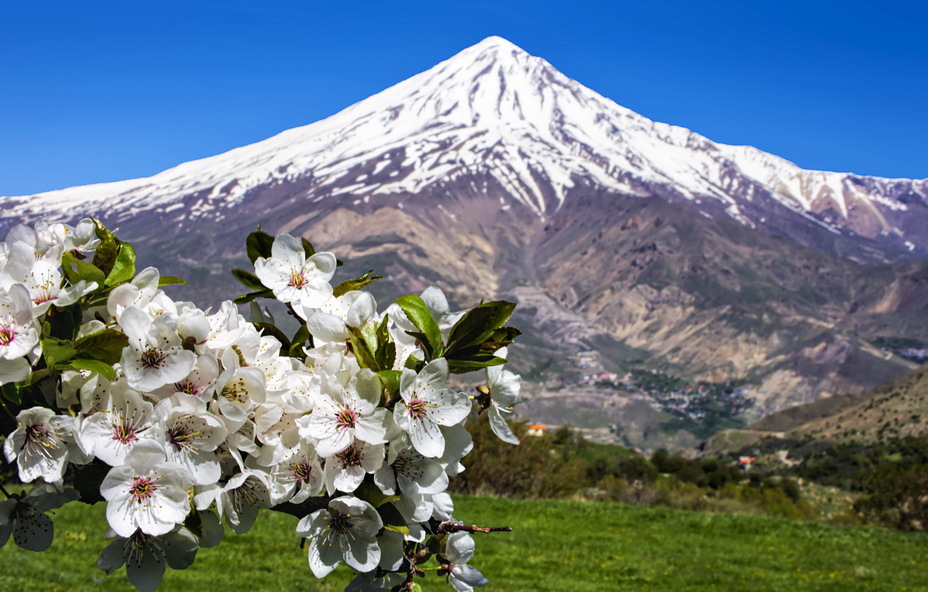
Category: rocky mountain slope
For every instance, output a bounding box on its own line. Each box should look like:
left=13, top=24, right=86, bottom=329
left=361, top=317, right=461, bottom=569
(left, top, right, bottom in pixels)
left=3, top=36, right=927, bottom=447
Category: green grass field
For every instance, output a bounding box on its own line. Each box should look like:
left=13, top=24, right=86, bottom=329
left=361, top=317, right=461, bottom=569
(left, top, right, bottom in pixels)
left=2, top=496, right=927, bottom=591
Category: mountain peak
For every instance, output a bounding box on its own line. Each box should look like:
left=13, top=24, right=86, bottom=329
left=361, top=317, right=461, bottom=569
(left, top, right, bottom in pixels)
left=4, top=35, right=927, bottom=261
left=466, top=35, right=524, bottom=53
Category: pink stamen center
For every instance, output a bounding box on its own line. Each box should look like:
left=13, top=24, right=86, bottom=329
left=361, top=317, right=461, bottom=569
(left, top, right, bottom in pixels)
left=168, top=421, right=202, bottom=451
left=140, top=348, right=166, bottom=369
left=130, top=476, right=157, bottom=501
left=291, top=462, right=313, bottom=484
left=335, top=408, right=359, bottom=430
left=336, top=445, right=364, bottom=468
left=113, top=419, right=138, bottom=444
left=406, top=397, right=429, bottom=420
left=0, top=328, right=15, bottom=346
left=327, top=511, right=354, bottom=534
left=175, top=380, right=201, bottom=396
left=289, top=272, right=307, bottom=289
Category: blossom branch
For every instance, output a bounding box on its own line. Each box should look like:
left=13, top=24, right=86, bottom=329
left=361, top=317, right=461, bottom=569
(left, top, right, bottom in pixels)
left=435, top=521, right=513, bottom=534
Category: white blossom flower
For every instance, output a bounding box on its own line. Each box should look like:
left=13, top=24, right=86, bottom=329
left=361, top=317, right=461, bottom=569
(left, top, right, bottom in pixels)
left=484, top=347, right=521, bottom=445
left=265, top=441, right=324, bottom=504
left=154, top=395, right=228, bottom=486
left=444, top=532, right=489, bottom=592
left=296, top=496, right=383, bottom=578
left=323, top=441, right=384, bottom=495
left=438, top=425, right=474, bottom=477
left=63, top=218, right=101, bottom=252
left=97, top=527, right=199, bottom=592
left=100, top=441, right=195, bottom=538
left=253, top=234, right=336, bottom=314
left=393, top=359, right=471, bottom=458
left=374, top=436, right=448, bottom=497
left=119, top=305, right=197, bottom=393
left=4, top=407, right=86, bottom=483
left=299, top=369, right=389, bottom=457
left=80, top=384, right=159, bottom=466
left=0, top=357, right=30, bottom=386
left=0, top=284, right=39, bottom=361
left=206, top=471, right=272, bottom=534
left=106, top=267, right=162, bottom=323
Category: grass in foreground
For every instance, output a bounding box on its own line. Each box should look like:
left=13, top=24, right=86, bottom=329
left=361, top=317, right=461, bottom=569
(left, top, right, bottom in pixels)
left=2, top=496, right=927, bottom=591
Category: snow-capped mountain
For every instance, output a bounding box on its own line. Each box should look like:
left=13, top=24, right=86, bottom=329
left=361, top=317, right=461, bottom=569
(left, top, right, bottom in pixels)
left=3, top=36, right=928, bottom=448
left=4, top=36, right=926, bottom=261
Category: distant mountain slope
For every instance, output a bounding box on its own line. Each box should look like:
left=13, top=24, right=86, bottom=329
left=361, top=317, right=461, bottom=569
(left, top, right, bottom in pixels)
left=3, top=36, right=927, bottom=448
left=788, top=363, right=928, bottom=443
left=704, top=363, right=928, bottom=454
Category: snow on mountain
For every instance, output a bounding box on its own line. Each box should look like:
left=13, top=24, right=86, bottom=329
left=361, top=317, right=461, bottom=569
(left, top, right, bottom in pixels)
left=4, top=36, right=926, bottom=256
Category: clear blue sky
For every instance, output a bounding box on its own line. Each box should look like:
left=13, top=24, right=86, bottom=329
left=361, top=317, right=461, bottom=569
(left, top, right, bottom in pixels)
left=2, top=0, right=926, bottom=196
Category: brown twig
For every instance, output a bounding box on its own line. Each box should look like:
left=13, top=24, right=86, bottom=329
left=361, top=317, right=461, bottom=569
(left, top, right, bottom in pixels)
left=436, top=522, right=513, bottom=534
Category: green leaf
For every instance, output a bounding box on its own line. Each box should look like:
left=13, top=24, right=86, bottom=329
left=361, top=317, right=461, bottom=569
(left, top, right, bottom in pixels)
left=158, top=276, right=188, bottom=287
left=447, top=354, right=508, bottom=374
left=373, top=316, right=397, bottom=372
left=332, top=270, right=383, bottom=298
left=355, top=481, right=399, bottom=508
left=445, top=300, right=516, bottom=355
left=1, top=382, right=22, bottom=405
left=376, top=370, right=401, bottom=399
left=73, top=329, right=130, bottom=364
left=90, top=218, right=120, bottom=276
left=24, top=368, right=57, bottom=387
left=41, top=337, right=78, bottom=368
left=249, top=302, right=274, bottom=325
left=62, top=251, right=107, bottom=287
left=288, top=324, right=311, bottom=359
left=377, top=503, right=410, bottom=536
left=395, top=295, right=444, bottom=360
left=45, top=303, right=83, bottom=341
left=233, top=289, right=275, bottom=305
left=347, top=326, right=380, bottom=371
left=300, top=237, right=316, bottom=258
left=64, top=359, right=117, bottom=381
left=245, top=228, right=275, bottom=264
left=104, top=243, right=137, bottom=286
left=232, top=268, right=266, bottom=291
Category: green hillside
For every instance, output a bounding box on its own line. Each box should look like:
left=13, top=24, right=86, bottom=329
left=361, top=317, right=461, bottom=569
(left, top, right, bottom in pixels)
left=2, top=496, right=926, bottom=591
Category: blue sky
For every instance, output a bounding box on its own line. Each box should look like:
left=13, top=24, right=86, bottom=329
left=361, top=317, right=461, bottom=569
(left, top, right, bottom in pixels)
left=2, top=0, right=926, bottom=196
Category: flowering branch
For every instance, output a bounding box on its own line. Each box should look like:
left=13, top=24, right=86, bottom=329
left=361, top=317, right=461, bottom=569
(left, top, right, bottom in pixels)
left=436, top=522, right=513, bottom=534
left=0, top=219, right=522, bottom=592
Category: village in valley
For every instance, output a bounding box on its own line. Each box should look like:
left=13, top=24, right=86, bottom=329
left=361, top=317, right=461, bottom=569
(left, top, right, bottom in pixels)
left=515, top=348, right=754, bottom=451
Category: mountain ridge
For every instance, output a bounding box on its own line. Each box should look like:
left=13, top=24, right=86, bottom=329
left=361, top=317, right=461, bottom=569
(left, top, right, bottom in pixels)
left=4, top=36, right=927, bottom=262
left=3, top=36, right=927, bottom=449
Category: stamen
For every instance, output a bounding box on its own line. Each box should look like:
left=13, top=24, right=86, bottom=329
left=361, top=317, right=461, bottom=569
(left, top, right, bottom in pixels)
left=130, top=476, right=157, bottom=501
left=335, top=407, right=359, bottom=430
left=288, top=272, right=307, bottom=289
left=140, top=348, right=166, bottom=369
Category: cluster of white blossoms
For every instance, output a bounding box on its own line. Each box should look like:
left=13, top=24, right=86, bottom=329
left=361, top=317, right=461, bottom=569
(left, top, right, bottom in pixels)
left=0, top=219, right=522, bottom=592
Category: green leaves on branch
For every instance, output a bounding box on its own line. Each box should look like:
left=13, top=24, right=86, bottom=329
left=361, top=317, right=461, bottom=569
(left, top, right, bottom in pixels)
left=40, top=328, right=128, bottom=381
left=394, top=296, right=520, bottom=372
left=333, top=270, right=383, bottom=298
left=90, top=218, right=137, bottom=285
left=395, top=295, right=444, bottom=361
left=231, top=267, right=273, bottom=304
left=348, top=316, right=396, bottom=373
left=444, top=300, right=520, bottom=373
left=245, top=227, right=275, bottom=264
left=245, top=226, right=318, bottom=263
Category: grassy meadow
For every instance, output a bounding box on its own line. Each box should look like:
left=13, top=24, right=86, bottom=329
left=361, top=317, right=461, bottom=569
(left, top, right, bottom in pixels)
left=2, top=495, right=927, bottom=591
